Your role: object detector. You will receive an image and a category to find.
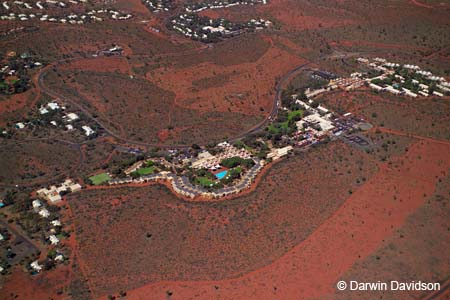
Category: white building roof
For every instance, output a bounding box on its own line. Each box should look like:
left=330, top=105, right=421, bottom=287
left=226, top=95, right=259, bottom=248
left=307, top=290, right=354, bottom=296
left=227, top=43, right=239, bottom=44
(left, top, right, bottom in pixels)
left=66, top=112, right=79, bottom=121
left=32, top=199, right=42, bottom=208
left=82, top=126, right=95, bottom=136
left=30, top=260, right=42, bottom=272
left=39, top=107, right=49, bottom=115
left=38, top=208, right=50, bottom=218
left=51, top=220, right=61, bottom=227
left=49, top=235, right=59, bottom=245
left=47, top=102, right=60, bottom=110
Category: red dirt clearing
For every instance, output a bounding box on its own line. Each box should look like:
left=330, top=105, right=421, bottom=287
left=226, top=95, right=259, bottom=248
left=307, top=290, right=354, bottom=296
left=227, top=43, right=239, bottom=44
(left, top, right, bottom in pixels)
left=58, top=57, right=132, bottom=74
left=260, top=0, right=355, bottom=30
left=147, top=41, right=305, bottom=115
left=118, top=140, right=450, bottom=300
left=0, top=90, right=35, bottom=125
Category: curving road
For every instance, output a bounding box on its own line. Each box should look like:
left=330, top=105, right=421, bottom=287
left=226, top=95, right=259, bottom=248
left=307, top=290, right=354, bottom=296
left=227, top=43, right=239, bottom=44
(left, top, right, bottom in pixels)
left=37, top=55, right=310, bottom=150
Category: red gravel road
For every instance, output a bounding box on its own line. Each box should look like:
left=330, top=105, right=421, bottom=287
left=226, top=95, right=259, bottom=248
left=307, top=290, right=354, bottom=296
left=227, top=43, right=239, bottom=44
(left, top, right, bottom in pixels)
left=107, top=139, right=450, bottom=300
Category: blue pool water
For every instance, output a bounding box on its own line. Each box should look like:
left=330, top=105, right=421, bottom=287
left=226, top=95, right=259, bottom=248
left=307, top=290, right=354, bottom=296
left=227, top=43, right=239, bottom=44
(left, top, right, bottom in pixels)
left=215, top=170, right=228, bottom=180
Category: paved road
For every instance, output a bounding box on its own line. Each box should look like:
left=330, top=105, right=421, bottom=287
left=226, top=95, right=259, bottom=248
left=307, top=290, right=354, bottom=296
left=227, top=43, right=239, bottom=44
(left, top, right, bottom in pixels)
left=229, top=62, right=310, bottom=142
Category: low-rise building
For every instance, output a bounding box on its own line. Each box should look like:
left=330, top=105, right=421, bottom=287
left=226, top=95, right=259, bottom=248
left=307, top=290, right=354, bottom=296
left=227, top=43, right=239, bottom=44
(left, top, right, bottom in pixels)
left=298, top=113, right=335, bottom=132
left=370, top=83, right=384, bottom=91
left=66, top=112, right=79, bottom=121
left=48, top=235, right=59, bottom=245
left=30, top=260, right=42, bottom=272
left=55, top=254, right=64, bottom=262
left=47, top=102, right=60, bottom=110
left=39, top=107, right=49, bottom=115
left=267, top=146, right=293, bottom=161
left=36, top=179, right=82, bottom=203
left=38, top=208, right=50, bottom=218
left=32, top=199, right=42, bottom=209
left=82, top=125, right=95, bottom=136
left=124, top=161, right=144, bottom=175
left=51, top=220, right=61, bottom=227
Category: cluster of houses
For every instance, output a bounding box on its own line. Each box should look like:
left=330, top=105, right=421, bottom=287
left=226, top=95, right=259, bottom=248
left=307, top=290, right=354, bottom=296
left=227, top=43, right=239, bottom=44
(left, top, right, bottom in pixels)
left=36, top=178, right=82, bottom=204
left=329, top=74, right=366, bottom=91
left=266, top=145, right=293, bottom=160
left=289, top=96, right=361, bottom=148
left=356, top=57, right=449, bottom=98
left=94, top=98, right=362, bottom=201
left=169, top=13, right=271, bottom=42
left=14, top=99, right=97, bottom=137
left=0, top=52, right=42, bottom=95
left=142, top=0, right=268, bottom=14
left=141, top=0, right=271, bottom=42
left=191, top=142, right=252, bottom=169
left=29, top=199, right=65, bottom=273
left=100, top=87, right=364, bottom=200
left=94, top=45, right=123, bottom=57
left=185, top=0, right=267, bottom=13
left=0, top=2, right=133, bottom=24
left=1, top=0, right=87, bottom=11
left=142, top=0, right=173, bottom=13
left=27, top=178, right=82, bottom=272
left=298, top=58, right=448, bottom=106
left=109, top=158, right=266, bottom=199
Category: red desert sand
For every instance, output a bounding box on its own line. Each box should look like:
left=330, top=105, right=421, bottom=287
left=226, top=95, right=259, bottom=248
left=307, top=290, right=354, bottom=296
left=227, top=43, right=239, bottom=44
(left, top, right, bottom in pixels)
left=119, top=140, right=450, bottom=300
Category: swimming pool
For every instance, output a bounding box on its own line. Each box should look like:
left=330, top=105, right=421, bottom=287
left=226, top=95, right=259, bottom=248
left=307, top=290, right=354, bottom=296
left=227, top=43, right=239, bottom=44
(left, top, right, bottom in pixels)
left=215, top=170, right=228, bottom=180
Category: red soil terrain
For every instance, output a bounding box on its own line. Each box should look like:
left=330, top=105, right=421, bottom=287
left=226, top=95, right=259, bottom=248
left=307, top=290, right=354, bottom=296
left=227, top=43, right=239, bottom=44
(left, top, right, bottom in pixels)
left=120, top=140, right=450, bottom=300
left=0, top=90, right=35, bottom=126
left=1, top=264, right=71, bottom=300
left=1, top=1, right=449, bottom=299
left=335, top=170, right=450, bottom=300
left=146, top=36, right=304, bottom=115
left=260, top=0, right=355, bottom=30
left=42, top=34, right=307, bottom=145
left=0, top=140, right=80, bottom=186
left=198, top=0, right=355, bottom=30
left=318, top=90, right=450, bottom=141
left=58, top=57, right=133, bottom=75
left=66, top=142, right=377, bottom=298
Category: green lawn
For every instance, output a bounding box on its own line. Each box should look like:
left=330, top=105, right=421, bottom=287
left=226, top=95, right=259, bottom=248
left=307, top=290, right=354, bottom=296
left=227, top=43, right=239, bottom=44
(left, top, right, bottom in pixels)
left=288, top=109, right=303, bottom=121
left=269, top=110, right=303, bottom=133
left=196, top=177, right=216, bottom=187
left=233, top=166, right=242, bottom=174
left=136, top=166, right=156, bottom=175
left=268, top=124, right=280, bottom=134
left=89, top=173, right=111, bottom=185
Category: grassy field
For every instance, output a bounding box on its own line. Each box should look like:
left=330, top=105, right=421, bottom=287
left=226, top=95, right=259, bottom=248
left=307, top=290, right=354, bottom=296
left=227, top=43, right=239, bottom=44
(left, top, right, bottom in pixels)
left=89, top=173, right=111, bottom=185
left=268, top=109, right=304, bottom=134
left=196, top=177, right=216, bottom=187
left=134, top=166, right=156, bottom=176
left=288, top=109, right=303, bottom=121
